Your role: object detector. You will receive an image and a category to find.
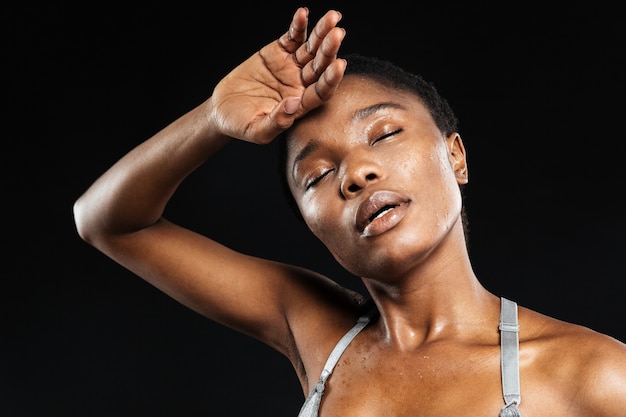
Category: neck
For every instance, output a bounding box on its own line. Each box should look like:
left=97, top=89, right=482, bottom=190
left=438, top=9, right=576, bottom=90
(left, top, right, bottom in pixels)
left=361, top=233, right=499, bottom=350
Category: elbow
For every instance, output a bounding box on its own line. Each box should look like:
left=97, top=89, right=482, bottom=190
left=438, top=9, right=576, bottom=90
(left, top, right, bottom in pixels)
left=72, top=195, right=97, bottom=245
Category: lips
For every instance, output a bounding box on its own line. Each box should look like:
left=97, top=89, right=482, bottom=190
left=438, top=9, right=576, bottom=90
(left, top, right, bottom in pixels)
left=355, top=191, right=410, bottom=237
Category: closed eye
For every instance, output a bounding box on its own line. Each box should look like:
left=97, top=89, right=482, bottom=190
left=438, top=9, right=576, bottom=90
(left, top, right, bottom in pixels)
left=373, top=128, right=402, bottom=144
left=306, top=169, right=334, bottom=190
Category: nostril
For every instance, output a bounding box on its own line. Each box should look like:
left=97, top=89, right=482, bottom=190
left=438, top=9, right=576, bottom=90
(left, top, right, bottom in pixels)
left=346, top=173, right=377, bottom=193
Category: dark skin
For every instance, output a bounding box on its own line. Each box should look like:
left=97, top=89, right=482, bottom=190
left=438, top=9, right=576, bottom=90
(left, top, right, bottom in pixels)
left=73, top=7, right=626, bottom=416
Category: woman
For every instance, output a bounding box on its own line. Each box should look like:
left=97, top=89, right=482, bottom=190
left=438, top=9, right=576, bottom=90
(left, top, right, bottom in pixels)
left=73, top=7, right=626, bottom=416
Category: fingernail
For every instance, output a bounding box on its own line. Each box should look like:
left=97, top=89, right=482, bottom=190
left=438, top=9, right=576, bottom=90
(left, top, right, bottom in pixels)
left=284, top=97, right=300, bottom=115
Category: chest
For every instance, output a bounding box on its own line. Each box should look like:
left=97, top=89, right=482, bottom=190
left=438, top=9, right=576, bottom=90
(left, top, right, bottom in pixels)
left=309, top=344, right=584, bottom=417
left=316, top=345, right=507, bottom=417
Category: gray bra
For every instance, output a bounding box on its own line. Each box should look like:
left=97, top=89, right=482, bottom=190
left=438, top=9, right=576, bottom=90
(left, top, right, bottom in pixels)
left=297, top=297, right=522, bottom=417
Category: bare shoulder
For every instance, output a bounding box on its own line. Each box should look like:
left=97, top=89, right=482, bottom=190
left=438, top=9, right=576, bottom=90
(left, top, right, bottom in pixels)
left=273, top=263, right=371, bottom=393
left=519, top=304, right=626, bottom=358
left=519, top=305, right=626, bottom=415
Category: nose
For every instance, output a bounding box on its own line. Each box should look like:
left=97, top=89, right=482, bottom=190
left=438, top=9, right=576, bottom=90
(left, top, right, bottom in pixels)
left=339, top=155, right=382, bottom=198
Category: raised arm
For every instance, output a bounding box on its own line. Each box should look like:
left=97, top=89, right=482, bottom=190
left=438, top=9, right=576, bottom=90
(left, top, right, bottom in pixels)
left=72, top=8, right=358, bottom=357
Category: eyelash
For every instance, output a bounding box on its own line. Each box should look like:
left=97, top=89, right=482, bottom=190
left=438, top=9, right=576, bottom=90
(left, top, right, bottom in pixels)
left=306, top=169, right=332, bottom=189
left=305, top=129, right=402, bottom=190
left=372, top=128, right=402, bottom=144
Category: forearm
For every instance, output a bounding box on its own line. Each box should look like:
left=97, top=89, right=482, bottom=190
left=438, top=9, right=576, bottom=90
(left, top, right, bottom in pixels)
left=73, top=97, right=229, bottom=244
left=74, top=7, right=346, bottom=247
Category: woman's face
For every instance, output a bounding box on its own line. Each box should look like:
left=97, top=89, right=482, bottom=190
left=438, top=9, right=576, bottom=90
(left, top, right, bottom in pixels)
left=285, top=75, right=468, bottom=280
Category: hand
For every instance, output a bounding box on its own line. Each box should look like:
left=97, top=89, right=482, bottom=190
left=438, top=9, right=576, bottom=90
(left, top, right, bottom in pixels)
left=210, top=7, right=347, bottom=144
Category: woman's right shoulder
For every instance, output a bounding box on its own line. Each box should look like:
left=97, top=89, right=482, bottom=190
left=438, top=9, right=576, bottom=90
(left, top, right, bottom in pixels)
left=276, top=260, right=370, bottom=337
left=276, top=262, right=370, bottom=393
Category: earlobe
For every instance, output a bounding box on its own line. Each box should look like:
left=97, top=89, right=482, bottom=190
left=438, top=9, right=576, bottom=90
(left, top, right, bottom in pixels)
left=446, top=133, right=469, bottom=184
left=456, top=166, right=468, bottom=184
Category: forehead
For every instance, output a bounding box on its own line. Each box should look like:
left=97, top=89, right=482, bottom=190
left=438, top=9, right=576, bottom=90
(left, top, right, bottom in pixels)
left=305, top=75, right=418, bottom=123
left=285, top=75, right=430, bottom=153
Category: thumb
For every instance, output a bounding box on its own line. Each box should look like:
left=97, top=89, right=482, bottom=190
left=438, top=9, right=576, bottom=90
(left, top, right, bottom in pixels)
left=252, top=97, right=301, bottom=144
left=269, top=96, right=301, bottom=131
left=283, top=97, right=301, bottom=115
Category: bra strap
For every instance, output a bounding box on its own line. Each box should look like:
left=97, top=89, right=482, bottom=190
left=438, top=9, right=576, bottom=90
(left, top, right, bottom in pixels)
left=297, top=306, right=378, bottom=417
left=499, top=297, right=522, bottom=417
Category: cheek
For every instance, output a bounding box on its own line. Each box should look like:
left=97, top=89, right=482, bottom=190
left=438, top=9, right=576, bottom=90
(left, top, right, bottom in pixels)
left=418, top=144, right=458, bottom=187
left=299, top=193, right=344, bottom=244
left=298, top=194, right=326, bottom=235
left=401, top=146, right=462, bottom=221
left=428, top=151, right=464, bottom=226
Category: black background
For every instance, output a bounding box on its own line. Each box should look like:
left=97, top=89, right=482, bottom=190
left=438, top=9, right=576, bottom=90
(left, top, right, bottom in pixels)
left=6, top=1, right=625, bottom=416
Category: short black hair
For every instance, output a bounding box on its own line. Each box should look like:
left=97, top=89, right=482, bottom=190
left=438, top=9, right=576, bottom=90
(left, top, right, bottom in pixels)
left=278, top=53, right=465, bottom=225
left=338, top=54, right=458, bottom=137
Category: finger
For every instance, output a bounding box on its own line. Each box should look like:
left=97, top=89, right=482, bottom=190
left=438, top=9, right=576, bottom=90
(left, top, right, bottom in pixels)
left=300, top=58, right=347, bottom=114
left=249, top=97, right=301, bottom=144
left=300, top=26, right=345, bottom=86
left=277, top=7, right=309, bottom=53
left=293, top=9, right=342, bottom=67
left=253, top=58, right=346, bottom=143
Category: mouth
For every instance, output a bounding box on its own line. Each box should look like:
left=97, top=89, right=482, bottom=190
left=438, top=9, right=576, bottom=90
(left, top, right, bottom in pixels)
left=356, top=191, right=410, bottom=236
left=369, top=205, right=399, bottom=222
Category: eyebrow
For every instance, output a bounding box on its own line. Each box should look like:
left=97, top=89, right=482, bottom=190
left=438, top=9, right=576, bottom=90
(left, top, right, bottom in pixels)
left=291, top=101, right=407, bottom=181
left=352, top=101, right=406, bottom=121
left=291, top=139, right=320, bottom=181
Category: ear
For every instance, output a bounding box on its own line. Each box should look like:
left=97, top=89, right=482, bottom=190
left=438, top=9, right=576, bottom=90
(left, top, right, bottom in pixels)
left=446, top=133, right=468, bottom=185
